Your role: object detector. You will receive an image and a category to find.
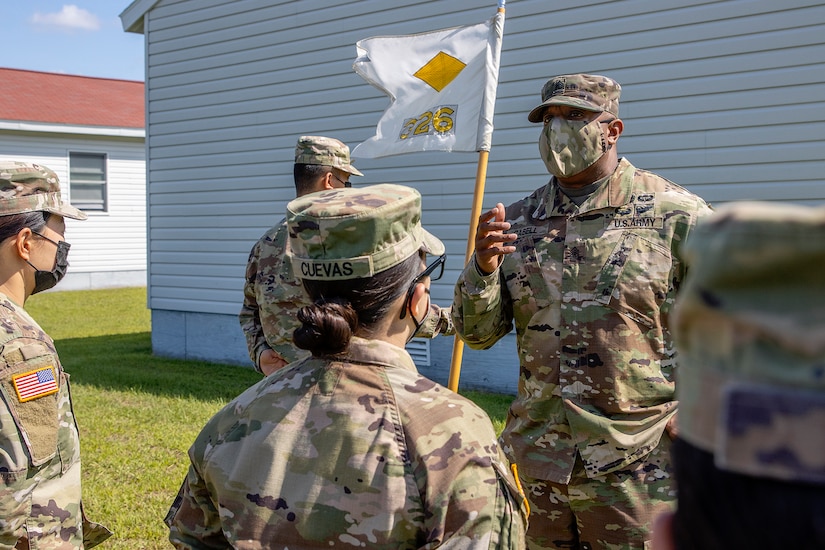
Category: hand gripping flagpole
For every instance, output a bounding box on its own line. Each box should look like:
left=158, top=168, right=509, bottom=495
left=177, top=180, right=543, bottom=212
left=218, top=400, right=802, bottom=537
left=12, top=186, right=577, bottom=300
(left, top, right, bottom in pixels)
left=447, top=0, right=505, bottom=392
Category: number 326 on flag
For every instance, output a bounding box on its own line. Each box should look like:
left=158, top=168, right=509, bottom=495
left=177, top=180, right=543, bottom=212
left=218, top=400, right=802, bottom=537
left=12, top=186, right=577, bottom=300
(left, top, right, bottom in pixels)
left=399, top=105, right=457, bottom=140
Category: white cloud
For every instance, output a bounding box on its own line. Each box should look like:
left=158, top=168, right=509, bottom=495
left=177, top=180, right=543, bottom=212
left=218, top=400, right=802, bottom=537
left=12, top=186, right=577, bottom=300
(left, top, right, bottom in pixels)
left=31, top=5, right=101, bottom=31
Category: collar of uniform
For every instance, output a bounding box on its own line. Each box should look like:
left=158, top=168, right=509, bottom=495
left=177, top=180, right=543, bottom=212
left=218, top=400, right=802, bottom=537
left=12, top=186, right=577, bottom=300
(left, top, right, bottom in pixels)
left=603, top=157, right=637, bottom=209
left=335, top=336, right=419, bottom=373
left=534, top=157, right=636, bottom=220
left=0, top=291, right=25, bottom=317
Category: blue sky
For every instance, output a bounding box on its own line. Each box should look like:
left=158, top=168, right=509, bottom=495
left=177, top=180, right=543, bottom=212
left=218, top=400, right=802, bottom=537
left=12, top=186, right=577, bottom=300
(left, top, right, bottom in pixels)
left=1, top=2, right=144, bottom=81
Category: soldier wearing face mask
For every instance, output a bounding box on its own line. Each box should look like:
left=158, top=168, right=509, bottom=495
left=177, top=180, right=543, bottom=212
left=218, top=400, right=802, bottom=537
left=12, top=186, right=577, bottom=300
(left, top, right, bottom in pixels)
left=0, top=161, right=111, bottom=548
left=452, top=74, right=713, bottom=550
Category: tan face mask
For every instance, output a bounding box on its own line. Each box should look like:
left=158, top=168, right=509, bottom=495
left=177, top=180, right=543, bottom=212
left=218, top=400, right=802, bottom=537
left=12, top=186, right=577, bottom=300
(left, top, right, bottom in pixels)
left=539, top=117, right=609, bottom=178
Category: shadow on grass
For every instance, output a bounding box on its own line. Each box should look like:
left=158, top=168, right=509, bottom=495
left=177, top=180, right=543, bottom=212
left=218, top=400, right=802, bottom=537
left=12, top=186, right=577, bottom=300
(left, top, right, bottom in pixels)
left=54, top=332, right=261, bottom=402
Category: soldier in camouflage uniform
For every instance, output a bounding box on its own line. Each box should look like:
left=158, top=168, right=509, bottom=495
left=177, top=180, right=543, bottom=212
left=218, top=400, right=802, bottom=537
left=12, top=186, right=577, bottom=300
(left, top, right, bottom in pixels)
left=239, top=136, right=452, bottom=375
left=452, top=74, right=713, bottom=549
left=167, top=184, right=528, bottom=548
left=239, top=136, right=365, bottom=375
left=652, top=201, right=825, bottom=550
left=0, top=162, right=111, bottom=548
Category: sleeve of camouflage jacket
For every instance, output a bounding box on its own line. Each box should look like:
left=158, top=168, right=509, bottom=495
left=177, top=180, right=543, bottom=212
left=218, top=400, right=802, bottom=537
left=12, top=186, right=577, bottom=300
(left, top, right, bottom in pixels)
left=239, top=237, right=270, bottom=371
left=397, top=375, right=528, bottom=549
left=166, top=467, right=229, bottom=549
left=452, top=256, right=514, bottom=350
left=413, top=450, right=527, bottom=549
left=412, top=304, right=455, bottom=339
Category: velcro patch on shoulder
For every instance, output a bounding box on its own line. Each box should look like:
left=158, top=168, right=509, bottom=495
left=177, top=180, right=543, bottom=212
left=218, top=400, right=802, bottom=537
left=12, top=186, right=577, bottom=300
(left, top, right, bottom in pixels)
left=12, top=366, right=59, bottom=402
left=717, top=383, right=825, bottom=485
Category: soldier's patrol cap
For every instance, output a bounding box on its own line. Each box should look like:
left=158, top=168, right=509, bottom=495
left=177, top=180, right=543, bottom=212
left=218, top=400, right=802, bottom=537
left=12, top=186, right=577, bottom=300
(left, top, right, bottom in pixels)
left=294, top=135, right=364, bottom=177
left=286, top=184, right=444, bottom=281
left=0, top=161, right=87, bottom=220
left=673, top=201, right=825, bottom=486
left=527, top=73, right=621, bottom=123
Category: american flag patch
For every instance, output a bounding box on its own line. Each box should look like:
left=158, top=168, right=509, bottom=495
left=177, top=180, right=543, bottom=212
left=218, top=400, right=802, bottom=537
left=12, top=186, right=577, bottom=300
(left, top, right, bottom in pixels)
left=12, top=367, right=58, bottom=402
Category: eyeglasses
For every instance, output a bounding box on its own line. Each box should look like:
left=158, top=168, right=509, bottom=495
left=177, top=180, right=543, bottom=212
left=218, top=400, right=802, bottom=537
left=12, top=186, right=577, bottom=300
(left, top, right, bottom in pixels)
left=400, top=254, right=446, bottom=319
left=32, top=230, right=62, bottom=247
left=331, top=172, right=351, bottom=188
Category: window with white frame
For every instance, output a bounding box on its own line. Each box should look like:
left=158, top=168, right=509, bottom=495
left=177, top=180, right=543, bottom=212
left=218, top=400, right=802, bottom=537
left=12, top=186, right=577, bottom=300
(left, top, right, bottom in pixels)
left=69, top=152, right=107, bottom=212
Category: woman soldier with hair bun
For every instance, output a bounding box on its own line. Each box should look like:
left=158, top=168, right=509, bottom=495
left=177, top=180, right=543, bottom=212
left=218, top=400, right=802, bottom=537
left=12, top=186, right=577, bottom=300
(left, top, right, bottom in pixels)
left=167, top=184, right=527, bottom=549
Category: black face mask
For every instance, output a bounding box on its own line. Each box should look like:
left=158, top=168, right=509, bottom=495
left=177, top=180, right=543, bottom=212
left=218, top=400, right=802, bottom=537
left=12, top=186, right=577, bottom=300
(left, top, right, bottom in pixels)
left=26, top=232, right=71, bottom=294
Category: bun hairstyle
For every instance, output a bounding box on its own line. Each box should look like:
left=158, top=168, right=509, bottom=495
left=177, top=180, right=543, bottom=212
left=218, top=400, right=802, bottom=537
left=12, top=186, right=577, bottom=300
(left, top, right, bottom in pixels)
left=294, top=298, right=358, bottom=356
left=293, top=253, right=420, bottom=355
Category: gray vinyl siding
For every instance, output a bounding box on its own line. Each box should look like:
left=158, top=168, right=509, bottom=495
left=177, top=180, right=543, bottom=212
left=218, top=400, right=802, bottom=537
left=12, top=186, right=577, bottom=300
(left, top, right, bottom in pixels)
left=132, top=0, right=825, bottom=382
left=0, top=132, right=146, bottom=290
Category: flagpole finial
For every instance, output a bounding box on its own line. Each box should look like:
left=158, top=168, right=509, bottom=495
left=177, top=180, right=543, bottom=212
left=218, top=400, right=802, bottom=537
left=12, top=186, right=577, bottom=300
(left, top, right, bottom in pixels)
left=498, top=0, right=506, bottom=9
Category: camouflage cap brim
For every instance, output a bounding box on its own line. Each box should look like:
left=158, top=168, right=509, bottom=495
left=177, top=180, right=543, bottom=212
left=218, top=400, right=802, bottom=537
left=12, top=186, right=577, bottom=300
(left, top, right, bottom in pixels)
left=2, top=192, right=88, bottom=220
left=420, top=227, right=445, bottom=257
left=341, top=165, right=365, bottom=177
left=527, top=96, right=605, bottom=123
left=44, top=195, right=87, bottom=220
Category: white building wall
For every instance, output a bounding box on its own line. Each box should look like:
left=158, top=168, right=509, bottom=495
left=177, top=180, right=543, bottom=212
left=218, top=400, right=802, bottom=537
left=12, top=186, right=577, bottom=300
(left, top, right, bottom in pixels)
left=0, top=131, right=147, bottom=290
left=134, top=0, right=825, bottom=390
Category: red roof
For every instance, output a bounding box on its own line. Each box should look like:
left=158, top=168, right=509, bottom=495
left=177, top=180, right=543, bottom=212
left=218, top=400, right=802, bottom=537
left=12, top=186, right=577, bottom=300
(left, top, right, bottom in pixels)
left=0, top=68, right=144, bottom=129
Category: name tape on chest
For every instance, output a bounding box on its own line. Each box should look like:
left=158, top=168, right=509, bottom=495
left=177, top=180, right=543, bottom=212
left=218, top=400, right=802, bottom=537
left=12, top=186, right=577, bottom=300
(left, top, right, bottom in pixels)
left=608, top=216, right=664, bottom=230
left=607, top=196, right=663, bottom=230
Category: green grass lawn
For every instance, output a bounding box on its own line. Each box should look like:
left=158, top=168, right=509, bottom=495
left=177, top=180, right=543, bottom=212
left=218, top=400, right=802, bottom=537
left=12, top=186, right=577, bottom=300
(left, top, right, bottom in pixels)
left=24, top=287, right=512, bottom=549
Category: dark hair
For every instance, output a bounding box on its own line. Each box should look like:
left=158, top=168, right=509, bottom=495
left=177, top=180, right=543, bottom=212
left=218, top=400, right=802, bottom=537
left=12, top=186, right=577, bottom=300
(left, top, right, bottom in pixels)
left=671, top=437, right=825, bottom=549
left=293, top=163, right=331, bottom=196
left=0, top=211, right=49, bottom=244
left=293, top=253, right=421, bottom=356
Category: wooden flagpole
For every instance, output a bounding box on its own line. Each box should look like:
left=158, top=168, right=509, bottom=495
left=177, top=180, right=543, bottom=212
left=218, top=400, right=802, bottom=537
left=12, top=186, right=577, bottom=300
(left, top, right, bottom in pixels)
left=447, top=149, right=490, bottom=392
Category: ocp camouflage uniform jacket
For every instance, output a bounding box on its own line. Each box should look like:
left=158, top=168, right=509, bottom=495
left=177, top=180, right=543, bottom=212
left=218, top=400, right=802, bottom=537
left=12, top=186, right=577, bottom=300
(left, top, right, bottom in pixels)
left=239, top=219, right=454, bottom=372
left=0, top=292, right=110, bottom=548
left=166, top=337, right=527, bottom=549
left=239, top=219, right=309, bottom=370
left=453, top=158, right=713, bottom=483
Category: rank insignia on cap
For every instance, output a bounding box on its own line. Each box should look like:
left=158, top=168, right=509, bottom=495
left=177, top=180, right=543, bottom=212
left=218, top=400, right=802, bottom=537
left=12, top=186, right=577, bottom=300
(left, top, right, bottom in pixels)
left=13, top=366, right=58, bottom=402
left=549, top=78, right=566, bottom=97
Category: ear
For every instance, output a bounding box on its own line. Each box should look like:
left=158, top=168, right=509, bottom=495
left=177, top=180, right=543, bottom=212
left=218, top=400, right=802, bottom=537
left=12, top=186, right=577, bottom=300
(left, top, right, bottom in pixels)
left=651, top=511, right=676, bottom=550
left=408, top=282, right=430, bottom=320
left=321, top=171, right=336, bottom=191
left=13, top=228, right=34, bottom=262
left=606, top=118, right=623, bottom=145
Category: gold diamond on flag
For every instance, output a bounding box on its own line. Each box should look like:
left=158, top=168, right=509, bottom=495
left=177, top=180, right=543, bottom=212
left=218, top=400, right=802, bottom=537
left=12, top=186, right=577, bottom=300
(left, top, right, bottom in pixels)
left=413, top=51, right=467, bottom=92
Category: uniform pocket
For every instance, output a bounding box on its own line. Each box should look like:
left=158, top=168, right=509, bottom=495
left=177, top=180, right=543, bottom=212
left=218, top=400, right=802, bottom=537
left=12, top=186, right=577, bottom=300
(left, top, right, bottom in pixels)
left=0, top=345, right=61, bottom=468
left=593, top=232, right=671, bottom=328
